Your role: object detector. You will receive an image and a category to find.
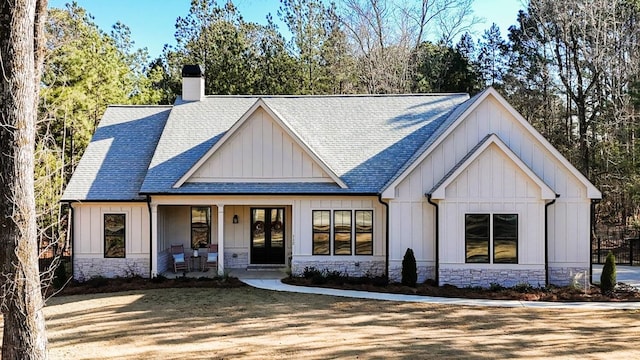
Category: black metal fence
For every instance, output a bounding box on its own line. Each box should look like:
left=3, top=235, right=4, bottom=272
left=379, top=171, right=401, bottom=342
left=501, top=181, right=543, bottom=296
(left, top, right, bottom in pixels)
left=592, top=235, right=640, bottom=265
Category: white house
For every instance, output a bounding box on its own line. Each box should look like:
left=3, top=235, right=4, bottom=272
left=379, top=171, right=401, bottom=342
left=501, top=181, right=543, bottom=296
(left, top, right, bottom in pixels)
left=61, top=65, right=601, bottom=287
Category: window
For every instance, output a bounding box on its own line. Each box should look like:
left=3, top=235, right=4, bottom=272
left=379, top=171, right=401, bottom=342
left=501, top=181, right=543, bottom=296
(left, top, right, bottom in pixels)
left=104, top=214, right=125, bottom=258
left=493, top=214, right=518, bottom=263
left=191, top=207, right=211, bottom=249
left=465, top=214, right=489, bottom=263
left=355, top=210, right=373, bottom=255
left=312, top=210, right=330, bottom=255
left=465, top=213, right=518, bottom=264
left=312, top=210, right=374, bottom=256
left=334, top=211, right=352, bottom=255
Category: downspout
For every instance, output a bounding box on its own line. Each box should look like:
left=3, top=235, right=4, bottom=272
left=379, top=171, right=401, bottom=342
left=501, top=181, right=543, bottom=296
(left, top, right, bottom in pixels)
left=426, top=194, right=439, bottom=286
left=377, top=194, right=390, bottom=279
left=590, top=199, right=600, bottom=285
left=146, top=195, right=152, bottom=278
left=68, top=202, right=75, bottom=280
left=545, top=194, right=560, bottom=286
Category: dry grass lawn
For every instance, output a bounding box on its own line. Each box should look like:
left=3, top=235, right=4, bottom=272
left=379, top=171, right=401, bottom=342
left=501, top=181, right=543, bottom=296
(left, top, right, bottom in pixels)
left=5, top=287, right=640, bottom=359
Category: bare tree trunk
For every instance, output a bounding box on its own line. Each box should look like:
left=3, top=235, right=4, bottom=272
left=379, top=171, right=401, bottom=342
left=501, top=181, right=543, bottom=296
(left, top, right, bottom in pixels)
left=0, top=0, right=49, bottom=359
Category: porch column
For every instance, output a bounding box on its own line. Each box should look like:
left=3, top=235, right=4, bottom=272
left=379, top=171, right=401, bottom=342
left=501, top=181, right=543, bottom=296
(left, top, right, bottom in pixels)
left=150, top=204, right=158, bottom=277
left=217, top=204, right=225, bottom=275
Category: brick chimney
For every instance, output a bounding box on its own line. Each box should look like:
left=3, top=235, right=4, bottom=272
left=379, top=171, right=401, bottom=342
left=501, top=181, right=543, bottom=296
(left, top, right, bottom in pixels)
left=181, top=64, right=204, bottom=101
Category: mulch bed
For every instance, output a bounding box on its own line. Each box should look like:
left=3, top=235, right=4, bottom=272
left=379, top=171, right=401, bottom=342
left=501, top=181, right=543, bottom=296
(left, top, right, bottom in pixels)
left=282, top=277, right=640, bottom=302
left=48, top=275, right=246, bottom=297
left=48, top=274, right=640, bottom=302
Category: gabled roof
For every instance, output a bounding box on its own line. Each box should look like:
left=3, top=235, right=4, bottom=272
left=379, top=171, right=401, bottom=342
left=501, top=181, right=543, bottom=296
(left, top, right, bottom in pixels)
left=64, top=89, right=596, bottom=200
left=381, top=89, right=486, bottom=194
left=382, top=87, right=602, bottom=199
left=173, top=99, right=348, bottom=189
left=428, top=134, right=556, bottom=200
left=139, top=94, right=470, bottom=194
left=61, top=106, right=172, bottom=201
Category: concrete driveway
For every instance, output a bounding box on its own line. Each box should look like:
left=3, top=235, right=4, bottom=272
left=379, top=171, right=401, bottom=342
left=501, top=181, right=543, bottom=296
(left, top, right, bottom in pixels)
left=592, top=265, right=640, bottom=289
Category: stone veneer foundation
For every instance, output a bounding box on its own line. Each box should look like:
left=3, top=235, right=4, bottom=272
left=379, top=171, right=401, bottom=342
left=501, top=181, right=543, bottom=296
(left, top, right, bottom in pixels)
left=224, top=252, right=249, bottom=269
left=388, top=265, right=436, bottom=284
left=74, top=257, right=149, bottom=280
left=439, top=268, right=546, bottom=288
left=292, top=259, right=385, bottom=277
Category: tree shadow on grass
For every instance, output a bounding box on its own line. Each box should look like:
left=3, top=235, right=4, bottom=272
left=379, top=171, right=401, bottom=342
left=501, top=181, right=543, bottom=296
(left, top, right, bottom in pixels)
left=39, top=288, right=640, bottom=359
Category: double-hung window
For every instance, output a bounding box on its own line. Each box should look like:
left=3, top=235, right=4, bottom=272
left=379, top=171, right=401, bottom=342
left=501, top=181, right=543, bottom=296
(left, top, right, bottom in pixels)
left=465, top=214, right=518, bottom=264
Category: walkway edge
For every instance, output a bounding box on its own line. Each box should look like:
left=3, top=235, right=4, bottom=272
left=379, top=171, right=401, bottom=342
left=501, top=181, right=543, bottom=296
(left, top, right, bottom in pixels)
left=241, top=279, right=640, bottom=310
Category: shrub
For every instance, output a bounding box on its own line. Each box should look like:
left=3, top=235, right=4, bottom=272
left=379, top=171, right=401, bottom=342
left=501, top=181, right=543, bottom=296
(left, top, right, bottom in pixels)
left=371, top=275, right=389, bottom=287
left=489, top=282, right=505, bottom=291
left=302, top=266, right=322, bottom=279
left=401, top=248, right=417, bottom=287
left=600, top=251, right=617, bottom=295
left=311, top=273, right=327, bottom=285
left=150, top=274, right=167, bottom=283
left=52, top=261, right=69, bottom=289
left=86, top=276, right=109, bottom=288
left=325, top=270, right=344, bottom=281
left=513, top=283, right=534, bottom=293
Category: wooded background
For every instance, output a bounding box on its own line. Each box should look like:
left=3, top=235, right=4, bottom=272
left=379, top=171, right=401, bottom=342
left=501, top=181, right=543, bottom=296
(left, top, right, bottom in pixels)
left=40, top=0, right=640, bottom=257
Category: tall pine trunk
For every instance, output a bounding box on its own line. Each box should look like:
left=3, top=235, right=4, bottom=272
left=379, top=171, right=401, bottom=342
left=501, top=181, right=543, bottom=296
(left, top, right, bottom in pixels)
left=0, top=0, right=48, bottom=359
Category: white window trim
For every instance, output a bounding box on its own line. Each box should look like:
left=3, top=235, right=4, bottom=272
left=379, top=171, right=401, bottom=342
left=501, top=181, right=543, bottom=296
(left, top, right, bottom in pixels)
left=465, top=212, right=519, bottom=264
left=311, top=209, right=375, bottom=257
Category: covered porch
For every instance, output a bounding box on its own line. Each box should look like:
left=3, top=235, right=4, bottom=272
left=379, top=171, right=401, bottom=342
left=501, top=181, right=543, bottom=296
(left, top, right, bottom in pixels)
left=150, top=196, right=293, bottom=277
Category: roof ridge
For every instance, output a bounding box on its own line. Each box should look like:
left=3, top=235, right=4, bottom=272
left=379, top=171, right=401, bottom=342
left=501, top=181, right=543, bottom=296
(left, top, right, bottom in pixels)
left=200, top=93, right=469, bottom=99
left=108, top=105, right=173, bottom=108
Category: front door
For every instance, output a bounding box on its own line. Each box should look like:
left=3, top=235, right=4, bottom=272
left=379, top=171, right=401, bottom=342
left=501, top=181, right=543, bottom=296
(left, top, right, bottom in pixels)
left=251, top=208, right=285, bottom=264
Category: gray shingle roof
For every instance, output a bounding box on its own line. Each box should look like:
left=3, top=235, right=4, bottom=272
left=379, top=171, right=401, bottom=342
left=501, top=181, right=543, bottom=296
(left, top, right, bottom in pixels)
left=61, top=106, right=172, bottom=201
left=64, top=94, right=476, bottom=200
left=140, top=94, right=470, bottom=194
left=381, top=88, right=487, bottom=191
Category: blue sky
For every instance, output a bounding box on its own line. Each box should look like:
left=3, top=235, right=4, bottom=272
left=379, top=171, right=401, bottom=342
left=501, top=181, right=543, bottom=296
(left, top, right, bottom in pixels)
left=48, top=0, right=524, bottom=59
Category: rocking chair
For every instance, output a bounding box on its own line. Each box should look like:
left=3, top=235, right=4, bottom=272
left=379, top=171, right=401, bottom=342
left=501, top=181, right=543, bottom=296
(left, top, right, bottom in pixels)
left=205, top=244, right=218, bottom=272
left=170, top=244, right=190, bottom=273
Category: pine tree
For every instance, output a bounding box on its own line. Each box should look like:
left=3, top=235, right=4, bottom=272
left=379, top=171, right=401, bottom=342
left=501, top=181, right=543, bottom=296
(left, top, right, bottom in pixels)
left=476, top=23, right=508, bottom=88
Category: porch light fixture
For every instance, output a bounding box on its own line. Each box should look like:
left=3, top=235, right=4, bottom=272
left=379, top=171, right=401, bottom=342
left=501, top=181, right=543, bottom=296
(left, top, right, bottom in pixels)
left=233, top=214, right=239, bottom=224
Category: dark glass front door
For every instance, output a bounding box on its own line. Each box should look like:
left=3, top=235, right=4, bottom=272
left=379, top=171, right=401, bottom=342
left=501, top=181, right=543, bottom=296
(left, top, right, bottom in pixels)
left=251, top=208, right=285, bottom=264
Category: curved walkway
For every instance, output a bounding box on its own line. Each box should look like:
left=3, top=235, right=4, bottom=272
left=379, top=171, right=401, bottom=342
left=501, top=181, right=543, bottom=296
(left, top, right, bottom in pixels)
left=241, top=279, right=640, bottom=310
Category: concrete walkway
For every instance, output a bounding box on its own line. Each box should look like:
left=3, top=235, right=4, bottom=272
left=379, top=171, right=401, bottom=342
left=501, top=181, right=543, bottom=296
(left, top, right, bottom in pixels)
left=238, top=267, right=640, bottom=310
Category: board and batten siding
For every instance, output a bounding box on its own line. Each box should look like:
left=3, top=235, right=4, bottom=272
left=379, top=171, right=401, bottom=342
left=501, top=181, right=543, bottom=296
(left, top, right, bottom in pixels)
left=72, top=202, right=150, bottom=279
left=188, top=108, right=332, bottom=182
left=388, top=95, right=591, bottom=284
left=438, top=144, right=546, bottom=265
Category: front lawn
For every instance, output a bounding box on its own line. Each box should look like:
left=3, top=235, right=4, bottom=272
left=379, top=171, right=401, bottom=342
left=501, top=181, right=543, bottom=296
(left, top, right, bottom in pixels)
left=25, top=287, right=640, bottom=359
